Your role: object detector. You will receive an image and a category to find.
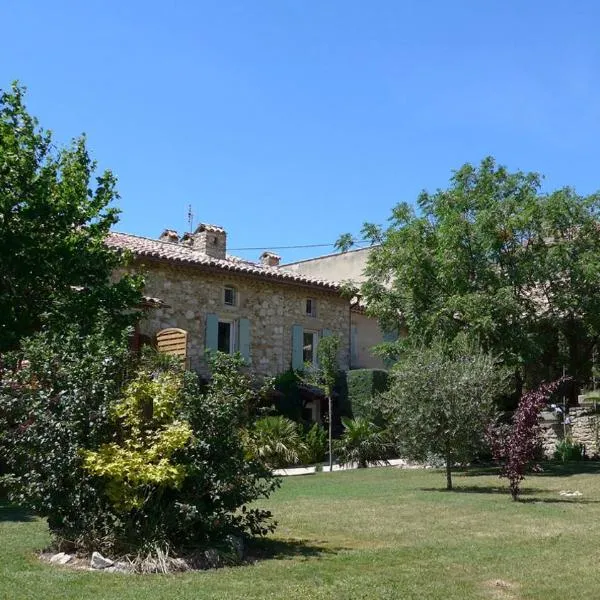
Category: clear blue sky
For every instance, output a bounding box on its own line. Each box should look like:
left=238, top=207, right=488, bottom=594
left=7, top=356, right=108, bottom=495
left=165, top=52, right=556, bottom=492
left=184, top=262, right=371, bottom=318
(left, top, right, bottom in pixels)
left=2, top=1, right=599, bottom=262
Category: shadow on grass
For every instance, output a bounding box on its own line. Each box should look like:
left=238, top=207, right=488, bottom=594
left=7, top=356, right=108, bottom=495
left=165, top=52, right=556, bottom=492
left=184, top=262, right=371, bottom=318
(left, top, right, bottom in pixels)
left=517, top=497, right=600, bottom=504
left=531, top=461, right=600, bottom=477
left=455, top=461, right=600, bottom=478
left=0, top=497, right=35, bottom=523
left=246, top=537, right=342, bottom=562
left=420, top=486, right=544, bottom=496
left=421, top=485, right=600, bottom=503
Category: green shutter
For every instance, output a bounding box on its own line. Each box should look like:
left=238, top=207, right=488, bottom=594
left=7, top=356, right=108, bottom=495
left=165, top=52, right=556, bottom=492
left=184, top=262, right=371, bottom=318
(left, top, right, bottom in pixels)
left=321, top=328, right=331, bottom=338
left=292, top=324, right=304, bottom=370
left=238, top=318, right=251, bottom=363
left=205, top=313, right=218, bottom=352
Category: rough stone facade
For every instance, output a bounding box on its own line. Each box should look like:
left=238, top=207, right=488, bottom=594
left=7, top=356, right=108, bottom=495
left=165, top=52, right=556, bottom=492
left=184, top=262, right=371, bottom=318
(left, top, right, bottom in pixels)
left=136, top=261, right=351, bottom=377
left=540, top=406, right=600, bottom=458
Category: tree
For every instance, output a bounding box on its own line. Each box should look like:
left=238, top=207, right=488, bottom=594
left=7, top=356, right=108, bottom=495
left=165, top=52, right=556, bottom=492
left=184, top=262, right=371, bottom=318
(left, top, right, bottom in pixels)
left=338, top=157, right=600, bottom=401
left=0, top=82, right=141, bottom=351
left=303, top=335, right=341, bottom=471
left=489, top=379, right=566, bottom=500
left=378, top=340, right=509, bottom=489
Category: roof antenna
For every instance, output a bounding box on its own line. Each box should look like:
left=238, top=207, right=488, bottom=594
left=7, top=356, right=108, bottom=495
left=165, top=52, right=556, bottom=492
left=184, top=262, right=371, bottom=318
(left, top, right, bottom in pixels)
left=187, top=204, right=194, bottom=234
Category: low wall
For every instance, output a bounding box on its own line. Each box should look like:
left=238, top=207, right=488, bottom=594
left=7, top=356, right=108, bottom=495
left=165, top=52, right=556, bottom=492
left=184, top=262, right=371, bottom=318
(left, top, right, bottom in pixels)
left=541, top=405, right=600, bottom=458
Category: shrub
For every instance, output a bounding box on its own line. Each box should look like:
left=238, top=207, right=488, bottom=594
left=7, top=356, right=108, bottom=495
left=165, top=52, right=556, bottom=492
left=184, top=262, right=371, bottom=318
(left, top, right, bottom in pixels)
left=244, top=415, right=306, bottom=469
left=335, top=417, right=392, bottom=468
left=554, top=437, right=585, bottom=462
left=300, top=422, right=328, bottom=465
left=0, top=332, right=279, bottom=555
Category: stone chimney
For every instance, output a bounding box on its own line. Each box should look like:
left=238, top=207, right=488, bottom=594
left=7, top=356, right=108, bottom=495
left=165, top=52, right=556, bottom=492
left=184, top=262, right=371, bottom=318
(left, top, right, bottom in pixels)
left=260, top=251, right=281, bottom=267
left=159, top=229, right=179, bottom=243
left=181, top=223, right=227, bottom=259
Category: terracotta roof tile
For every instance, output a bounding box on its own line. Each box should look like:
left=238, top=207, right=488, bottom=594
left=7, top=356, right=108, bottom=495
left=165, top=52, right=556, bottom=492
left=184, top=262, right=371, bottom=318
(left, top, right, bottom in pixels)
left=107, top=232, right=343, bottom=291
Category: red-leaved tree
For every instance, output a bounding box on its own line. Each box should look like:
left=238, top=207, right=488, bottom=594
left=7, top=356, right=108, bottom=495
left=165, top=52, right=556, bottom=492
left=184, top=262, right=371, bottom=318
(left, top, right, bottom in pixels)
left=489, top=378, right=568, bottom=501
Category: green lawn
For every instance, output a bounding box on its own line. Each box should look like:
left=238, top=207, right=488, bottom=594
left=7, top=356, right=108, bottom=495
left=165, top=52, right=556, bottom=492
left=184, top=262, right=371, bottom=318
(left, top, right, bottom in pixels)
left=3, top=464, right=600, bottom=599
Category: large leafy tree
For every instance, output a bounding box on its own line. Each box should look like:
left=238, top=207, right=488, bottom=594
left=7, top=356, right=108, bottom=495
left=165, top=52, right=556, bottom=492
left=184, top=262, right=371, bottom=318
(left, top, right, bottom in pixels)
left=339, top=157, right=600, bottom=399
left=0, top=83, right=141, bottom=351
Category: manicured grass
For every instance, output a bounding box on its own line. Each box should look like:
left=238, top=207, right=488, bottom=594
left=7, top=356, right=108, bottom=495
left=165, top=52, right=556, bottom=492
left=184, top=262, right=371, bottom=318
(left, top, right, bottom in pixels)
left=2, top=464, right=600, bottom=599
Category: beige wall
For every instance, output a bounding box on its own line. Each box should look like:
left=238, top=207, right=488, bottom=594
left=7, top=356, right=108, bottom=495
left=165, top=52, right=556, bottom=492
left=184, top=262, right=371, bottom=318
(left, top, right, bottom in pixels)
left=284, top=247, right=373, bottom=284
left=135, top=262, right=350, bottom=377
left=351, top=312, right=385, bottom=369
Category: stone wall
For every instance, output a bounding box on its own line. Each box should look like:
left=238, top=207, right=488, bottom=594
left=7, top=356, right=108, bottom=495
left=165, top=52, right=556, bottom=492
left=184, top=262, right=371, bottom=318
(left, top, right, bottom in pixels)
left=135, top=261, right=351, bottom=377
left=540, top=406, right=600, bottom=458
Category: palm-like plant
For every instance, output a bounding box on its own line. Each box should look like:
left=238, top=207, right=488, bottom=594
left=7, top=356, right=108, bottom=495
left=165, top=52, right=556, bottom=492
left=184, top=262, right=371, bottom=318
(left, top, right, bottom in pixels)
left=335, top=417, right=391, bottom=468
left=244, top=416, right=306, bottom=469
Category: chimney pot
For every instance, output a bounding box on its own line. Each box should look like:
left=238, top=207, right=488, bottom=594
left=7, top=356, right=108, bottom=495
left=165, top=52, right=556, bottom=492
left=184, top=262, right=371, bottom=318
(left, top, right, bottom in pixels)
left=260, top=251, right=281, bottom=267
left=159, top=229, right=179, bottom=243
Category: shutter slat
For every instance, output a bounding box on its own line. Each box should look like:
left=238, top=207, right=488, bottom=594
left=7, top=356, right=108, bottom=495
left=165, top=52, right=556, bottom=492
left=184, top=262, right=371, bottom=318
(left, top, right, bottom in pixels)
left=239, top=318, right=251, bottom=363
left=205, top=313, right=218, bottom=352
left=292, top=324, right=303, bottom=370
left=156, top=328, right=188, bottom=359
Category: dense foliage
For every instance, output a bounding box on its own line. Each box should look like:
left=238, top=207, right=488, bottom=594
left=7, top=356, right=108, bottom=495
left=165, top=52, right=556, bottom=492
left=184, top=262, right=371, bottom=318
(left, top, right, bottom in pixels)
left=0, top=334, right=279, bottom=554
left=0, top=83, right=142, bottom=352
left=489, top=379, right=565, bottom=500
left=379, top=340, right=509, bottom=489
left=344, top=368, right=389, bottom=422
left=338, top=157, right=600, bottom=401
left=335, top=417, right=391, bottom=468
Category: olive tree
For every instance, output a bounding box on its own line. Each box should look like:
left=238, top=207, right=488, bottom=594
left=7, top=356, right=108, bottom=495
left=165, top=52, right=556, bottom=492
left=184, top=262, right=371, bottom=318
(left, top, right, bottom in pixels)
left=378, top=340, right=509, bottom=489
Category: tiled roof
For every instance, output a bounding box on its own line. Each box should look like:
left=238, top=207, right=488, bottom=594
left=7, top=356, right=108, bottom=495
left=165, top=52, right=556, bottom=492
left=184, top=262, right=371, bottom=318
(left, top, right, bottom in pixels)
left=107, top=232, right=343, bottom=291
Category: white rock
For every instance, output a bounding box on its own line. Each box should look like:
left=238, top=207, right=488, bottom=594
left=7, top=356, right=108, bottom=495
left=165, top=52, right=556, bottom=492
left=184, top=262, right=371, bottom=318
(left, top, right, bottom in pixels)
left=90, top=551, right=114, bottom=569
left=49, top=552, right=72, bottom=565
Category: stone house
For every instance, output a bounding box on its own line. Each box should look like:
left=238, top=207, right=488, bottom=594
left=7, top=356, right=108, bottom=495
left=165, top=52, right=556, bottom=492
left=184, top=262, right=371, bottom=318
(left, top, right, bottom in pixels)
left=107, top=224, right=352, bottom=384
left=283, top=246, right=392, bottom=369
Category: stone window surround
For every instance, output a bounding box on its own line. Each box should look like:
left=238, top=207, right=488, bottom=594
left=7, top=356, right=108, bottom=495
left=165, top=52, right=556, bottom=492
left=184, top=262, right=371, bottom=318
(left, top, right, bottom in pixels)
left=223, top=284, right=238, bottom=307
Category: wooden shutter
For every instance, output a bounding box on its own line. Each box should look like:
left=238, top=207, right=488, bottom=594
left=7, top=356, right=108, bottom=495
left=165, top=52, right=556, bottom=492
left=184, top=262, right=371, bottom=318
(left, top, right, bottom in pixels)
left=205, top=313, right=218, bottom=352
left=238, top=318, right=251, bottom=363
left=156, top=328, right=188, bottom=359
left=321, top=328, right=331, bottom=338
left=291, top=324, right=304, bottom=370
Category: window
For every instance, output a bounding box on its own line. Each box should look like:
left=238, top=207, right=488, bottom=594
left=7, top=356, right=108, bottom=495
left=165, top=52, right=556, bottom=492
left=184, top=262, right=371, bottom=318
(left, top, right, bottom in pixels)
left=303, top=330, right=319, bottom=366
left=224, top=285, right=237, bottom=306
left=218, top=320, right=237, bottom=353
left=305, top=298, right=317, bottom=317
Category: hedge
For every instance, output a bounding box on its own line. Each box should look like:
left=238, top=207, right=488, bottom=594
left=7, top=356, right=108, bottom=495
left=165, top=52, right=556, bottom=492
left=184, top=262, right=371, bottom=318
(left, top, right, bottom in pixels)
left=339, top=369, right=389, bottom=421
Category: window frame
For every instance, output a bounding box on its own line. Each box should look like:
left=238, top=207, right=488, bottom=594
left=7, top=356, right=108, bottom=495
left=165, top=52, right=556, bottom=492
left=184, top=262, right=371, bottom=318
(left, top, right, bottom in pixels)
left=217, top=318, right=238, bottom=354
left=223, top=285, right=237, bottom=307
left=303, top=329, right=319, bottom=367
left=305, top=297, right=317, bottom=317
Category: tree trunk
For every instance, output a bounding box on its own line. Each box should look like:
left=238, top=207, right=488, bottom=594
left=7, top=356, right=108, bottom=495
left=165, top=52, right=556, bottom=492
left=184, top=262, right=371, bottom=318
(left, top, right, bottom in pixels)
left=328, top=395, right=333, bottom=472
left=445, top=455, right=453, bottom=490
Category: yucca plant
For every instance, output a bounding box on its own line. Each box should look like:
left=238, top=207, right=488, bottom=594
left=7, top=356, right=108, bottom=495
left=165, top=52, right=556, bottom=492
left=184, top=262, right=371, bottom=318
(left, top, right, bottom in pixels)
left=334, top=417, right=391, bottom=468
left=244, top=416, right=306, bottom=469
